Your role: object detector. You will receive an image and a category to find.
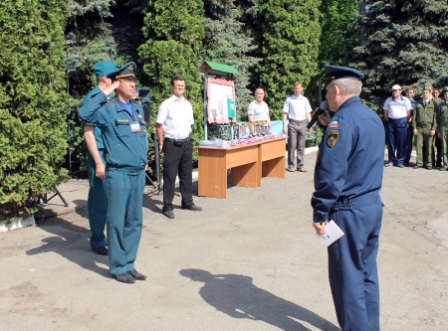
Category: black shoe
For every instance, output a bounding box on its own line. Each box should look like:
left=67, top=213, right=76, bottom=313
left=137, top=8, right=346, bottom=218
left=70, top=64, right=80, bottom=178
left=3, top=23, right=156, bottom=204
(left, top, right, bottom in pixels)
left=93, top=246, right=108, bottom=256
left=129, top=269, right=146, bottom=281
left=115, top=272, right=135, bottom=284
left=182, top=204, right=202, bottom=211
left=396, top=164, right=404, bottom=168
left=413, top=165, right=421, bottom=169
left=404, top=161, right=410, bottom=166
left=163, top=209, right=175, bottom=219
left=426, top=166, right=432, bottom=170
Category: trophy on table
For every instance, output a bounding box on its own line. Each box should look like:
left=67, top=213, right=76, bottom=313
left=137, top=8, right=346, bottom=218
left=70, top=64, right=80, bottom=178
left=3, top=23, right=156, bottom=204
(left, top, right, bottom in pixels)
left=260, top=120, right=267, bottom=135
left=248, top=121, right=255, bottom=137
left=233, top=124, right=239, bottom=139
left=253, top=121, right=259, bottom=136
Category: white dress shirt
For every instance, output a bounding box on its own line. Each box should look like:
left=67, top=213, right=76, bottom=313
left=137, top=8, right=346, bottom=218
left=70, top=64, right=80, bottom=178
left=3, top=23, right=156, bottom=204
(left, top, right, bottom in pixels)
left=156, top=95, right=194, bottom=139
left=282, top=94, right=312, bottom=120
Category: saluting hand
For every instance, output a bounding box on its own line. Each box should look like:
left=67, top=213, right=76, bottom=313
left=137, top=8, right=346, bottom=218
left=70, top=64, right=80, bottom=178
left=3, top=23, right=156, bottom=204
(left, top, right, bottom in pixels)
left=103, top=80, right=120, bottom=96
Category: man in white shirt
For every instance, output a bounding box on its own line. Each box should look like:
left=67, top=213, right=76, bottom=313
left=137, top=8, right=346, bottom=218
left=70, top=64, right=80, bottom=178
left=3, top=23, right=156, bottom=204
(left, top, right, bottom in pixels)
left=282, top=82, right=312, bottom=172
left=383, top=84, right=412, bottom=167
left=247, top=88, right=272, bottom=134
left=156, top=76, right=202, bottom=219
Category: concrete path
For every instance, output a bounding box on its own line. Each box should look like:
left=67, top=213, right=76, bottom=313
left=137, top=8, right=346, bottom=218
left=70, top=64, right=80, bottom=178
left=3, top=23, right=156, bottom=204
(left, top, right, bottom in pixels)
left=1, top=150, right=448, bottom=330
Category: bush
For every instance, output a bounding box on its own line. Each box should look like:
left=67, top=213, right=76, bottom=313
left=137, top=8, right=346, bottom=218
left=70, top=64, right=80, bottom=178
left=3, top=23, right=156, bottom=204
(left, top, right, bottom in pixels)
left=0, top=0, right=70, bottom=220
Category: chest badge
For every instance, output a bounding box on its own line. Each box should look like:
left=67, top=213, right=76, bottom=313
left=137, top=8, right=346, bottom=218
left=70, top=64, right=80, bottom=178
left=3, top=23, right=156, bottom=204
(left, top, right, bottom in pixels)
left=326, top=130, right=339, bottom=148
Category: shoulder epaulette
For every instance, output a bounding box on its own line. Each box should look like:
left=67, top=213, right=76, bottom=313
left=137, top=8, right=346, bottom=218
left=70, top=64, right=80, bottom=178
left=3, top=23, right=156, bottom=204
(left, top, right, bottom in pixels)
left=106, top=99, right=115, bottom=104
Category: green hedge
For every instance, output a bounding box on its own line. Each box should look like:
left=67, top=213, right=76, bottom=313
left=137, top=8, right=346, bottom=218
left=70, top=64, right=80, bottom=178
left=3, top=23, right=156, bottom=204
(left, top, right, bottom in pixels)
left=0, top=0, right=70, bottom=220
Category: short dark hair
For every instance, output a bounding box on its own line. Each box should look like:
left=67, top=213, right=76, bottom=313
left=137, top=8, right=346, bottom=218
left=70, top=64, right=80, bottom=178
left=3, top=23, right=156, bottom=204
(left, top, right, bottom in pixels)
left=171, top=75, right=186, bottom=86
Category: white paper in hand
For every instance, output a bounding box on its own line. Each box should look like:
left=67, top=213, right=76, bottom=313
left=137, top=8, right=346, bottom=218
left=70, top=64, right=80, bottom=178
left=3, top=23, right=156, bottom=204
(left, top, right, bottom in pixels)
left=316, top=220, right=344, bottom=247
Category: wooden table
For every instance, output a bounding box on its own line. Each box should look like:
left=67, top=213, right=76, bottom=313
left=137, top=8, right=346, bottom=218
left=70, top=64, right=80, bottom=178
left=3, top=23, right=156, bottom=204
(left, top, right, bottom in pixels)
left=257, top=136, right=287, bottom=187
left=196, top=136, right=286, bottom=198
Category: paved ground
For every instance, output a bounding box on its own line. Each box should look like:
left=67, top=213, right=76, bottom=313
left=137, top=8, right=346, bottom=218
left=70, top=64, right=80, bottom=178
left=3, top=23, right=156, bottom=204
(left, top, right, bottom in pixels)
left=1, top=150, right=448, bottom=331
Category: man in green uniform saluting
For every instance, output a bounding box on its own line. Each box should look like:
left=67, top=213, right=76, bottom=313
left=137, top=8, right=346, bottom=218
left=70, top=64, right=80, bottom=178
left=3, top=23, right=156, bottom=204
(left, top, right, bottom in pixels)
left=79, top=62, right=148, bottom=283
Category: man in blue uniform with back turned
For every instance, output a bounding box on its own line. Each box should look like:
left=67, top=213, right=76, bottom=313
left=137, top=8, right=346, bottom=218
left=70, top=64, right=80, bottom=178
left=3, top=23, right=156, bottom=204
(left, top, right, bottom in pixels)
left=311, top=65, right=384, bottom=331
left=82, top=60, right=117, bottom=256
left=79, top=62, right=148, bottom=284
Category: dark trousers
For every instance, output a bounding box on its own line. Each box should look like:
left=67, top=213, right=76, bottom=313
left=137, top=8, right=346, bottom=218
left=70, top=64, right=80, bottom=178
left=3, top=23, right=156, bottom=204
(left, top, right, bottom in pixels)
left=329, top=195, right=382, bottom=331
left=163, top=140, right=193, bottom=211
left=404, top=124, right=414, bottom=163
left=386, top=117, right=407, bottom=165
left=287, top=121, right=307, bottom=169
left=87, top=149, right=107, bottom=249
left=432, top=135, right=443, bottom=167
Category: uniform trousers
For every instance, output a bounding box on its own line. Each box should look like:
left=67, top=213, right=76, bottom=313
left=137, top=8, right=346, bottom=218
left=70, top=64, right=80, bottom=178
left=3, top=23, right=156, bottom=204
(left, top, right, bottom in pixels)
left=404, top=124, right=414, bottom=164
left=386, top=117, right=407, bottom=165
left=287, top=121, right=307, bottom=169
left=432, top=135, right=443, bottom=167
left=103, top=169, right=145, bottom=275
left=87, top=149, right=107, bottom=249
left=440, top=129, right=448, bottom=169
left=415, top=128, right=433, bottom=167
left=328, top=194, right=382, bottom=331
left=163, top=139, right=193, bottom=211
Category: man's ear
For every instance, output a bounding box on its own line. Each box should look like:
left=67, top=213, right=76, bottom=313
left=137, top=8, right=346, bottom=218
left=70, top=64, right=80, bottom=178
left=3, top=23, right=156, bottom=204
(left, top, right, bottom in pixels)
left=333, top=84, right=342, bottom=96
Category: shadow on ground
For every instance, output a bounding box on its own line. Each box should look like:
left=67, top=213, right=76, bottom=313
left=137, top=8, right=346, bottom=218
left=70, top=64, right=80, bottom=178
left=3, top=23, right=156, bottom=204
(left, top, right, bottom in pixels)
left=180, top=268, right=340, bottom=331
left=26, top=203, right=110, bottom=278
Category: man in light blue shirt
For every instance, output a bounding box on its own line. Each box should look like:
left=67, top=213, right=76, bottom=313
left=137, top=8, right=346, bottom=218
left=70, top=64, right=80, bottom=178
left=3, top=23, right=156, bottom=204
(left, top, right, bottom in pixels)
left=282, top=82, right=313, bottom=172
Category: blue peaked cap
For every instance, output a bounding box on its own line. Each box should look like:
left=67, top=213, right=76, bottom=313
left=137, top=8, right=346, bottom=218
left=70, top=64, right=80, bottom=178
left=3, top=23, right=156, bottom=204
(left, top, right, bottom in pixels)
left=92, top=60, right=117, bottom=77
left=324, top=65, right=364, bottom=84
left=107, top=62, right=137, bottom=80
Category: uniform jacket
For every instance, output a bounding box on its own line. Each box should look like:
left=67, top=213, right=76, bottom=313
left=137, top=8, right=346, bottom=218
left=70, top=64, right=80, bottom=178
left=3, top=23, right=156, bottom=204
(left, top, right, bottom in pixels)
left=311, top=96, right=384, bottom=223
left=413, top=99, right=437, bottom=131
left=79, top=92, right=148, bottom=172
left=82, top=86, right=105, bottom=149
left=437, top=102, right=448, bottom=131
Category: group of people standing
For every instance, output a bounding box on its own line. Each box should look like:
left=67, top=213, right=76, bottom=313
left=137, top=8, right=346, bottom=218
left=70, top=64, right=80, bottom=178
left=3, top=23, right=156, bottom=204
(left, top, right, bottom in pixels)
left=247, top=82, right=313, bottom=173
left=78, top=58, right=384, bottom=330
left=79, top=60, right=201, bottom=284
left=384, top=84, right=448, bottom=170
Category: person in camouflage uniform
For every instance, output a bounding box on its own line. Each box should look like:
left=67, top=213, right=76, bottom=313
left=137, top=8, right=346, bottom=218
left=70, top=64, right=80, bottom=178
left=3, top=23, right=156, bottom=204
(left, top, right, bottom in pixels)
left=413, top=84, right=437, bottom=170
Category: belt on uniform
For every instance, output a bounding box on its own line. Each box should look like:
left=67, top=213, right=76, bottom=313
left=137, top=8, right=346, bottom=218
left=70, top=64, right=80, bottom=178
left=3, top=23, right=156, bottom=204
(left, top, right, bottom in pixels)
left=165, top=137, right=190, bottom=142
left=332, top=192, right=381, bottom=211
left=289, top=119, right=306, bottom=123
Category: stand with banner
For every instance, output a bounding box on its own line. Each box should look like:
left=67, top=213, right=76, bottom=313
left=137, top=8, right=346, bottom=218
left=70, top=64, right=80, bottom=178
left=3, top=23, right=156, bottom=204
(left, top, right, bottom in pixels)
left=199, top=61, right=240, bottom=140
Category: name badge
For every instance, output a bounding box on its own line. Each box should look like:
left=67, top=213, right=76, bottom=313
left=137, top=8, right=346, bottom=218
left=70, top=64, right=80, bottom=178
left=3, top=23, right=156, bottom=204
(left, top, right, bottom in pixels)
left=130, top=122, right=140, bottom=132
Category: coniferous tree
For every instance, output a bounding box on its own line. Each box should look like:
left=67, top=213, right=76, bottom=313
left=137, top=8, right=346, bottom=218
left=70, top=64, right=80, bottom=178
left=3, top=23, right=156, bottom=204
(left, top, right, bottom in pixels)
left=319, top=0, right=358, bottom=67
left=254, top=0, right=322, bottom=119
left=65, top=0, right=146, bottom=175
left=139, top=0, right=205, bottom=158
left=349, top=0, right=448, bottom=110
left=0, top=0, right=70, bottom=220
left=203, top=0, right=260, bottom=120
left=66, top=0, right=116, bottom=98
left=307, top=0, right=359, bottom=107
